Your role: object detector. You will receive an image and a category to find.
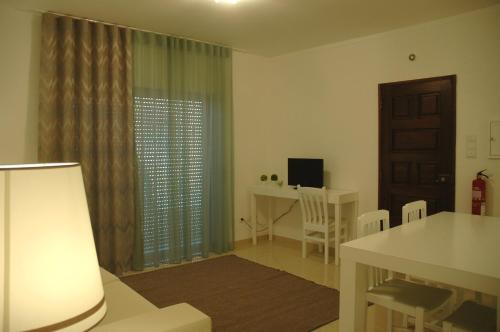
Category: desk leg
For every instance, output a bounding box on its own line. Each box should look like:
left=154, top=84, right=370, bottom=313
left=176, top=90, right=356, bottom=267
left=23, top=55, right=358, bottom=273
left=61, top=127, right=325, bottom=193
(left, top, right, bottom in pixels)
left=339, top=258, right=368, bottom=332
left=268, top=198, right=273, bottom=241
left=251, top=193, right=257, bottom=245
left=335, top=203, right=342, bottom=265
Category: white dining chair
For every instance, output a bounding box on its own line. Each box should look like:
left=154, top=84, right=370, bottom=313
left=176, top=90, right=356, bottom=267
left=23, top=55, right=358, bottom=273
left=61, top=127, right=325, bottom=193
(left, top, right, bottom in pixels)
left=402, top=200, right=467, bottom=331
left=357, top=209, right=454, bottom=332
left=442, top=300, right=497, bottom=332
left=402, top=201, right=429, bottom=282
left=297, top=185, right=347, bottom=264
left=402, top=200, right=427, bottom=224
left=401, top=199, right=435, bottom=327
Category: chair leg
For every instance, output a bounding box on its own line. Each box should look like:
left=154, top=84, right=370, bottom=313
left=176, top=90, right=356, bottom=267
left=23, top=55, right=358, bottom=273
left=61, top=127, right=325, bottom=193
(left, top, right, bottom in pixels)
left=402, top=272, right=412, bottom=325
left=386, top=309, right=393, bottom=332
left=448, top=288, right=458, bottom=315
left=318, top=243, right=323, bottom=253
left=302, top=239, right=306, bottom=258
left=442, top=321, right=452, bottom=332
left=415, top=307, right=424, bottom=332
left=334, top=242, right=340, bottom=265
left=324, top=239, right=329, bottom=264
left=402, top=314, right=408, bottom=328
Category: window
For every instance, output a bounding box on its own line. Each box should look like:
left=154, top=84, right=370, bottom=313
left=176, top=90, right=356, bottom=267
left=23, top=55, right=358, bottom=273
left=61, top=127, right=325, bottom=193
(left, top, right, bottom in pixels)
left=134, top=96, right=205, bottom=265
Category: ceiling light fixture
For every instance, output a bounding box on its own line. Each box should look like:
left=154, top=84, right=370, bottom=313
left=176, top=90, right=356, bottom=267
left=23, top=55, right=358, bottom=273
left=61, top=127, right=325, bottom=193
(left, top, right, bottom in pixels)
left=215, top=0, right=239, bottom=4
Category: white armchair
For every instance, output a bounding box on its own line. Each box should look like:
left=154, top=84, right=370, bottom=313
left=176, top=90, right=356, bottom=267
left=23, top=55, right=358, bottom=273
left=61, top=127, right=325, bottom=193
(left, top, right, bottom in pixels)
left=93, top=268, right=211, bottom=332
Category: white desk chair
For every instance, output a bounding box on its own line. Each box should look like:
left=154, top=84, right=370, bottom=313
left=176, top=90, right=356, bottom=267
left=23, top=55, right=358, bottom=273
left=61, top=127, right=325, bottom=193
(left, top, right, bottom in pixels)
left=297, top=185, right=346, bottom=264
left=358, top=210, right=454, bottom=332
left=442, top=299, right=497, bottom=331
left=402, top=200, right=427, bottom=224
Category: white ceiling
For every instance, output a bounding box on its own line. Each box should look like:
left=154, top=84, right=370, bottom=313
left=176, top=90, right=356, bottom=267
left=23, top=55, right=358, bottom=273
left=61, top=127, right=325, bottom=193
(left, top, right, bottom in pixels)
left=3, top=0, right=500, bottom=56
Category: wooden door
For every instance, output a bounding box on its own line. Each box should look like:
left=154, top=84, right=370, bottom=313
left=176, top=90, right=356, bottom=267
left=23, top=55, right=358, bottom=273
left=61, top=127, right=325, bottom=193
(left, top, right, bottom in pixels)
left=379, top=76, right=456, bottom=227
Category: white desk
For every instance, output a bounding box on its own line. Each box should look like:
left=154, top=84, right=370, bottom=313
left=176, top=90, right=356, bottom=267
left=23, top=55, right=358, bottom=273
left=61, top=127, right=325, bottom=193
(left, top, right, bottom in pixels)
left=249, top=185, right=358, bottom=265
left=339, top=212, right=500, bottom=332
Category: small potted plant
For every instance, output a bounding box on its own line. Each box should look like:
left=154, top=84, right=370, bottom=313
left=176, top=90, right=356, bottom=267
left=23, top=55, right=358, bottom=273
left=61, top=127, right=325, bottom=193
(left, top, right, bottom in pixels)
left=271, top=174, right=283, bottom=187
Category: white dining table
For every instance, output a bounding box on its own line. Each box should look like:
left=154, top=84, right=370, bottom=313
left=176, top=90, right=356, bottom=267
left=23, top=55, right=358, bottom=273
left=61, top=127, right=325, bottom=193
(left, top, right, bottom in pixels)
left=339, top=211, right=500, bottom=332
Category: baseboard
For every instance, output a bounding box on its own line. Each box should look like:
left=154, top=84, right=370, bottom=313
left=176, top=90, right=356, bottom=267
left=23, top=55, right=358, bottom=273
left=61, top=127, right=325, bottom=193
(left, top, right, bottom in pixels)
left=233, top=235, right=267, bottom=249
left=234, top=235, right=335, bottom=252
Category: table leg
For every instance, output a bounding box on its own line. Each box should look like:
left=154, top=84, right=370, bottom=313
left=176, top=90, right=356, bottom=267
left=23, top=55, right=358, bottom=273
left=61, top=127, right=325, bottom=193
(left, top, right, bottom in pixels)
left=497, top=296, right=499, bottom=332
left=251, top=193, right=257, bottom=245
left=339, top=258, right=368, bottom=332
left=268, top=197, right=273, bottom=241
left=335, top=203, right=342, bottom=265
left=352, top=199, right=359, bottom=240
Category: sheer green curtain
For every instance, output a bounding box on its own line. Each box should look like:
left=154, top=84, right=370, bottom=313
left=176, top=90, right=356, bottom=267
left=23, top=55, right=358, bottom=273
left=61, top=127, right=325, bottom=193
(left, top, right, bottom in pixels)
left=132, top=31, right=233, bottom=268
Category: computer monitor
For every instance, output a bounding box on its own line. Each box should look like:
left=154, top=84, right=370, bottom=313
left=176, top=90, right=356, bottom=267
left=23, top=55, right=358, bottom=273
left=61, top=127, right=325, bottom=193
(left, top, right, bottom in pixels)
left=287, top=158, right=324, bottom=188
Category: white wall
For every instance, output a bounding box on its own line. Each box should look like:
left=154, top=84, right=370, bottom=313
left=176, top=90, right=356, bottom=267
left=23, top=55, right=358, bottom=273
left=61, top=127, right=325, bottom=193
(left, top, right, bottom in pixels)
left=233, top=5, right=500, bottom=240
left=1, top=4, right=499, bottom=242
left=0, top=8, right=39, bottom=321
left=0, top=4, right=40, bottom=163
left=232, top=51, right=276, bottom=241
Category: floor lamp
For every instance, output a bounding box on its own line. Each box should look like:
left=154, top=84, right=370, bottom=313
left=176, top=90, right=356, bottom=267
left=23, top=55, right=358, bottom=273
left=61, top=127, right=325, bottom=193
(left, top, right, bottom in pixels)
left=1, top=163, right=106, bottom=331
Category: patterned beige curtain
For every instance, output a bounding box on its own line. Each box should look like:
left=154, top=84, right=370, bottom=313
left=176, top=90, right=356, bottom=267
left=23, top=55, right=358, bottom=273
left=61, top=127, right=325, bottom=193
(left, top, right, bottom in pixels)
left=39, top=13, right=137, bottom=275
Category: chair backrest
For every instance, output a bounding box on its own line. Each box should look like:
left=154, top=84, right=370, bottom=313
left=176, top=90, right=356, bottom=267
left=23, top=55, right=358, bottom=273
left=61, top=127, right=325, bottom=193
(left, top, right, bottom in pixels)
left=357, top=209, right=390, bottom=239
left=402, top=200, right=427, bottom=224
left=357, top=210, right=391, bottom=288
left=297, top=185, right=329, bottom=230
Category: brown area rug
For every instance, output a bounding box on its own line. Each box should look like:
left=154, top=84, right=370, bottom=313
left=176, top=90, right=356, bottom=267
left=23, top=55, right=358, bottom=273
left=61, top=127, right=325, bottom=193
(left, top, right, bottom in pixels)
left=121, top=255, right=339, bottom=332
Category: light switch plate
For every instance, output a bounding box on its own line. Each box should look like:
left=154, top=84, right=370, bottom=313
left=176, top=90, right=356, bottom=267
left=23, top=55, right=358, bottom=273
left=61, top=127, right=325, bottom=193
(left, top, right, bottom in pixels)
left=466, top=135, right=477, bottom=159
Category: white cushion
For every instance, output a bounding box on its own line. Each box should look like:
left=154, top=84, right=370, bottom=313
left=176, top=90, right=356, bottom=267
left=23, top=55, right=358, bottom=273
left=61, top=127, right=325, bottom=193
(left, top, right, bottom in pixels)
left=100, top=279, right=156, bottom=325
left=100, top=267, right=119, bottom=285
left=93, top=303, right=211, bottom=332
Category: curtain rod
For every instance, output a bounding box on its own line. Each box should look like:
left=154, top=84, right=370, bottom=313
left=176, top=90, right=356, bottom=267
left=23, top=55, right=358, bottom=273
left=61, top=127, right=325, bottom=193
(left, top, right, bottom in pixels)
left=17, top=7, right=249, bottom=53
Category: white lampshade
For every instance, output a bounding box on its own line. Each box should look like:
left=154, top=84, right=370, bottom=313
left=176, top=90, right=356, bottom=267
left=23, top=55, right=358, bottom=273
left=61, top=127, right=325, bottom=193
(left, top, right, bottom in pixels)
left=1, top=163, right=106, bottom=331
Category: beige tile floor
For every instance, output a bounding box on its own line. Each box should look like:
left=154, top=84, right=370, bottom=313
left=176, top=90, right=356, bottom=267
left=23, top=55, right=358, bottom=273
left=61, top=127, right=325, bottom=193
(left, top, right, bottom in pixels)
left=127, top=237, right=486, bottom=331
left=232, top=238, right=495, bottom=332
left=232, top=238, right=388, bottom=332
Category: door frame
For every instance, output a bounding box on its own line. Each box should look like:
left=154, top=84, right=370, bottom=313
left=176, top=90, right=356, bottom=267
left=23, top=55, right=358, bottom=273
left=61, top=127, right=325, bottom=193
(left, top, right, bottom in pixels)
left=378, top=75, right=457, bottom=215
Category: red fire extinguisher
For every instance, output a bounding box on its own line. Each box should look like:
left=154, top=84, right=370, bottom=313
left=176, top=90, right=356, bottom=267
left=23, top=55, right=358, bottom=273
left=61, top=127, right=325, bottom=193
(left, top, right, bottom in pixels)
left=472, top=169, right=488, bottom=216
